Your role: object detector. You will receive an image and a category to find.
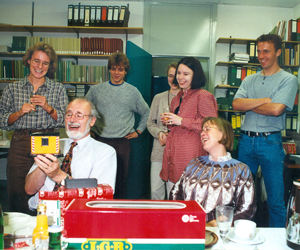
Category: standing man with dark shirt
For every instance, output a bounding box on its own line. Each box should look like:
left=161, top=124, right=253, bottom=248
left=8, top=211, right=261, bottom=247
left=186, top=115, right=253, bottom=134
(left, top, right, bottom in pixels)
left=233, top=34, right=298, bottom=227
left=86, top=52, right=149, bottom=198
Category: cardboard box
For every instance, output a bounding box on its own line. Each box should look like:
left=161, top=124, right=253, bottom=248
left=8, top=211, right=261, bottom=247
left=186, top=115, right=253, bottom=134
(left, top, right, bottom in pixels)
left=64, top=199, right=206, bottom=250
left=39, top=184, right=113, bottom=235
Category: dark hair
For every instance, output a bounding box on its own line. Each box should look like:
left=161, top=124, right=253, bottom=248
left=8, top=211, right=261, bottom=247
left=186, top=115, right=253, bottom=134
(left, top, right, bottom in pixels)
left=23, top=42, right=58, bottom=74
left=257, top=34, right=282, bottom=52
left=201, top=117, right=234, bottom=151
left=108, top=52, right=130, bottom=72
left=167, top=62, right=179, bottom=88
left=173, top=57, right=206, bottom=89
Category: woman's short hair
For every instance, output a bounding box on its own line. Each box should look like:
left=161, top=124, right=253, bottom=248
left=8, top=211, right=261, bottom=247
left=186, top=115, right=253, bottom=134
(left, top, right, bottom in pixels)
left=167, top=62, right=179, bottom=87
left=108, top=52, right=130, bottom=72
left=173, top=57, right=206, bottom=89
left=201, top=116, right=234, bottom=151
left=23, top=42, right=58, bottom=74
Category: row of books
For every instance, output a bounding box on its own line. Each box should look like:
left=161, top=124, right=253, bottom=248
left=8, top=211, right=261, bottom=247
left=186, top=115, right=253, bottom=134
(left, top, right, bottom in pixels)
left=12, top=36, right=123, bottom=55
left=56, top=61, right=109, bottom=83
left=0, top=60, right=30, bottom=81
left=66, top=85, right=90, bottom=102
left=67, top=4, right=130, bottom=27
left=281, top=43, right=300, bottom=66
left=0, top=59, right=110, bottom=83
left=271, top=19, right=300, bottom=41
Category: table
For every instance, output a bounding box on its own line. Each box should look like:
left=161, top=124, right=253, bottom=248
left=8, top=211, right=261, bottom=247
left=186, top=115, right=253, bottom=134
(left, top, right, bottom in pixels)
left=4, top=213, right=293, bottom=250
left=207, top=227, right=292, bottom=250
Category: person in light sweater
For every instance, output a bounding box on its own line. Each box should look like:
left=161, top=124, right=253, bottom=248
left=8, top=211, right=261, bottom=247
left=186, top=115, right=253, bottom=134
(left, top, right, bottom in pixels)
left=85, top=52, right=149, bottom=199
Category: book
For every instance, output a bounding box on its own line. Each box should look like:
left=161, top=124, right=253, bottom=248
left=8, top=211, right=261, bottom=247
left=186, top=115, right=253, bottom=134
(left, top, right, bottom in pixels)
left=68, top=5, right=73, bottom=26
left=101, top=6, right=107, bottom=26
left=119, top=5, right=130, bottom=27
left=95, top=6, right=101, bottom=26
left=84, top=6, right=90, bottom=27
left=73, top=5, right=79, bottom=26
left=236, top=66, right=241, bottom=86
left=247, top=41, right=256, bottom=63
left=89, top=6, right=96, bottom=26
left=297, top=19, right=300, bottom=41
left=113, top=6, right=119, bottom=26
left=79, top=4, right=85, bottom=26
left=227, top=65, right=237, bottom=86
left=107, top=6, right=114, bottom=26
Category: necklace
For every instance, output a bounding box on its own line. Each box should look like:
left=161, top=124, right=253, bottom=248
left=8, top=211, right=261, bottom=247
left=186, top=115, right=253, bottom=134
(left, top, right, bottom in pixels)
left=262, top=67, right=281, bottom=81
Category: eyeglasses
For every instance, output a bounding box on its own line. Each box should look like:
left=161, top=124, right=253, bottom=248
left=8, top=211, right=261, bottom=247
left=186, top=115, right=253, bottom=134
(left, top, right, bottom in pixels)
left=202, top=126, right=219, bottom=133
left=65, top=112, right=92, bottom=120
left=31, top=59, right=50, bottom=68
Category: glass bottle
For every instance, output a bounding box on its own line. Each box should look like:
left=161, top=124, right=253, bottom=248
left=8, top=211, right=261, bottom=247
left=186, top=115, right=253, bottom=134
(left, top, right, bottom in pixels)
left=0, top=203, right=4, bottom=250
left=48, top=225, right=62, bottom=250
left=33, top=204, right=49, bottom=249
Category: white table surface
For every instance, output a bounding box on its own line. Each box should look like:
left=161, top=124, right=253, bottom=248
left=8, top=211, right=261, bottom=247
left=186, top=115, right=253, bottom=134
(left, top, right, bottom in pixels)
left=207, top=227, right=293, bottom=250
left=4, top=213, right=293, bottom=250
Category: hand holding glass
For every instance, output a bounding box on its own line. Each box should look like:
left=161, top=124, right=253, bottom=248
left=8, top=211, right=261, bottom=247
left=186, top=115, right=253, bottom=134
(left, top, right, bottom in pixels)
left=216, top=205, right=234, bottom=249
left=29, top=92, right=37, bottom=116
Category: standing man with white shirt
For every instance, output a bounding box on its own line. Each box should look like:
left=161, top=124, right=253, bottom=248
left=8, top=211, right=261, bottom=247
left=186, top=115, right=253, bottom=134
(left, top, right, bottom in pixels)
left=25, top=98, right=117, bottom=210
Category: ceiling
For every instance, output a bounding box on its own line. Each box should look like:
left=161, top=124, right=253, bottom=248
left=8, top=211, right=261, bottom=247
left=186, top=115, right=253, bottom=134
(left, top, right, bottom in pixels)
left=143, top=0, right=300, bottom=8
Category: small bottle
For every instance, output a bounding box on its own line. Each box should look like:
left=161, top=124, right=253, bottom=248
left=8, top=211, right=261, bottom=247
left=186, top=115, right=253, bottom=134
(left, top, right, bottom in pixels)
left=0, top=203, right=4, bottom=250
left=48, top=225, right=62, bottom=250
left=33, top=204, right=49, bottom=248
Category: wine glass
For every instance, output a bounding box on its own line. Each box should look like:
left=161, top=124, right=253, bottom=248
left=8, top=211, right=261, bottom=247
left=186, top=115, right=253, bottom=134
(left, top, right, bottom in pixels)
left=13, top=227, right=34, bottom=250
left=162, top=107, right=171, bottom=131
left=216, top=205, right=234, bottom=249
left=221, top=75, right=226, bottom=85
left=29, top=92, right=37, bottom=116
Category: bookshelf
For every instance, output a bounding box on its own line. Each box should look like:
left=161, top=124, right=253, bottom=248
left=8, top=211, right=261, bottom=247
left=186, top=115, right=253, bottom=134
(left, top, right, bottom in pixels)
left=0, top=24, right=143, bottom=86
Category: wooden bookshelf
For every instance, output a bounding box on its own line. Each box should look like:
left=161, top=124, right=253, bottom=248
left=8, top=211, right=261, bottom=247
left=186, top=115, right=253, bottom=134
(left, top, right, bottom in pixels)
left=0, top=25, right=143, bottom=36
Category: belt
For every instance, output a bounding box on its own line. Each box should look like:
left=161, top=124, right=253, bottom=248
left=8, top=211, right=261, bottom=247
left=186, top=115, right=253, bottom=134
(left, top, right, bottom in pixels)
left=241, top=130, right=280, bottom=137
left=15, top=128, right=55, bottom=134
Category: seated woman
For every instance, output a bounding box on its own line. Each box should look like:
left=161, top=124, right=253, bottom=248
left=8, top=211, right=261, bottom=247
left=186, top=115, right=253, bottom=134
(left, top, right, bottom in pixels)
left=169, top=117, right=256, bottom=226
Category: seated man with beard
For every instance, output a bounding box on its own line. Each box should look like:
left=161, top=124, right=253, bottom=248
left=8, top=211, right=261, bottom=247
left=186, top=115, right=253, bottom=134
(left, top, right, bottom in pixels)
left=25, top=97, right=117, bottom=210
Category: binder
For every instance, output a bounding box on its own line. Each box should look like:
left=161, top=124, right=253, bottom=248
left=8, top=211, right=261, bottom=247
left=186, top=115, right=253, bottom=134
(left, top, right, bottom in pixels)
left=236, top=66, right=241, bottom=86
left=113, top=6, right=119, bottom=26
left=119, top=5, right=130, bottom=27
left=101, top=6, right=107, bottom=26
left=73, top=5, right=79, bottom=26
left=89, top=6, right=96, bottom=26
left=247, top=41, right=256, bottom=63
left=241, top=66, right=247, bottom=81
left=84, top=6, right=90, bottom=27
left=297, top=19, right=300, bottom=41
left=68, top=4, right=74, bottom=26
left=227, top=65, right=237, bottom=86
left=95, top=6, right=101, bottom=26
left=107, top=6, right=114, bottom=26
left=79, top=4, right=85, bottom=26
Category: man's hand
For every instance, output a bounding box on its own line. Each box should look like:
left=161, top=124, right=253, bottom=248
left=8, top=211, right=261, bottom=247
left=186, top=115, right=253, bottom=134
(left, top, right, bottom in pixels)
left=19, top=103, right=36, bottom=115
left=125, top=130, right=141, bottom=139
left=34, top=154, right=65, bottom=184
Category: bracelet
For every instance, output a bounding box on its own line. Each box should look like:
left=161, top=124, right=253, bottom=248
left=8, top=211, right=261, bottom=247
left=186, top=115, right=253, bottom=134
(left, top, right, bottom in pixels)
left=135, top=130, right=141, bottom=137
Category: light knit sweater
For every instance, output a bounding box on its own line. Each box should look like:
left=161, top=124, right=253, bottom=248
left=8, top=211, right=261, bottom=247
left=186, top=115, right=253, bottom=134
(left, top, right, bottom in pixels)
left=86, top=81, right=149, bottom=138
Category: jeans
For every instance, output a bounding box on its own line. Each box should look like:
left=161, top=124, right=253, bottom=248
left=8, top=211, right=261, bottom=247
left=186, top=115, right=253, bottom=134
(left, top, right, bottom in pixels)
left=238, top=132, right=286, bottom=227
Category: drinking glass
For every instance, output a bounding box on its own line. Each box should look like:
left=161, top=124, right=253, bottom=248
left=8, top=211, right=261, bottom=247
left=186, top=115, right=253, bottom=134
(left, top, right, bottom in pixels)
left=221, top=75, right=226, bottom=85
left=13, top=227, right=34, bottom=250
left=162, top=107, right=171, bottom=131
left=216, top=205, right=234, bottom=249
left=29, top=92, right=37, bottom=116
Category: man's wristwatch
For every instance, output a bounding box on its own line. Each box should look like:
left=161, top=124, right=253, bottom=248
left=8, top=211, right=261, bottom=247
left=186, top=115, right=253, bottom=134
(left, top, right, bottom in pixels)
left=49, top=107, right=55, bottom=115
left=60, top=173, right=70, bottom=187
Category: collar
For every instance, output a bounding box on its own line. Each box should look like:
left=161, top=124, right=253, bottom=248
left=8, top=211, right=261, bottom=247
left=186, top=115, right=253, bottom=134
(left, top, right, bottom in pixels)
left=109, top=80, right=125, bottom=86
left=178, top=88, right=197, bottom=98
left=67, top=134, right=91, bottom=150
left=22, top=76, right=51, bottom=89
left=208, top=152, right=232, bottom=162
